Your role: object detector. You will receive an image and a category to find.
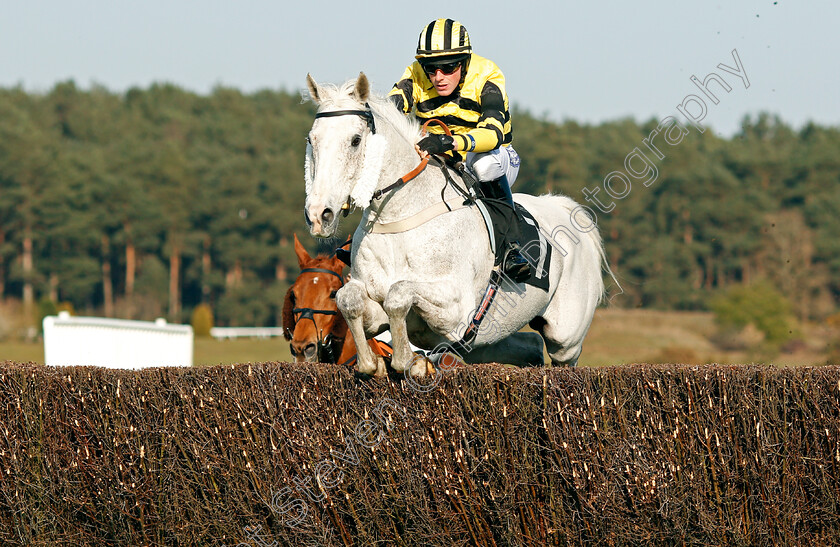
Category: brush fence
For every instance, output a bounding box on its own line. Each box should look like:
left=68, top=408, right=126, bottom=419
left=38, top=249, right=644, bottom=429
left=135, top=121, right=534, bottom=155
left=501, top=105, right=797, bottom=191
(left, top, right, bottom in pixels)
left=0, top=362, right=837, bottom=546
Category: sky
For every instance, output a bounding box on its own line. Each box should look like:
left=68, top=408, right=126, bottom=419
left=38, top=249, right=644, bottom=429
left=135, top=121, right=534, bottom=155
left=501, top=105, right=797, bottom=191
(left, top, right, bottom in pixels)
left=2, top=1, right=838, bottom=137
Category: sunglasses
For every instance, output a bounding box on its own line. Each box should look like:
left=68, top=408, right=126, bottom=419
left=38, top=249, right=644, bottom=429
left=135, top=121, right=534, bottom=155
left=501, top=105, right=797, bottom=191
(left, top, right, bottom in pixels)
left=422, top=60, right=462, bottom=77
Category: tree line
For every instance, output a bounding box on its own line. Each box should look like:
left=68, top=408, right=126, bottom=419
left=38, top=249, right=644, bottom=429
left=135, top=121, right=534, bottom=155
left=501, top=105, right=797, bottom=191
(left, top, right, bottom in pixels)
left=0, top=81, right=837, bottom=331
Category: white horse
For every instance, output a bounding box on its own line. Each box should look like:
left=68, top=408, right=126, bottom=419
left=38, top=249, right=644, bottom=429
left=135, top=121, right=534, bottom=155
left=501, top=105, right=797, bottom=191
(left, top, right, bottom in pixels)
left=304, top=73, right=612, bottom=377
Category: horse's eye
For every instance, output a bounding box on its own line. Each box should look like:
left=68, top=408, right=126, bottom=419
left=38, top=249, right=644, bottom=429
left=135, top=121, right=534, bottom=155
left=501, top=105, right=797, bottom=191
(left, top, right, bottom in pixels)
left=351, top=134, right=362, bottom=147
left=329, top=290, right=337, bottom=299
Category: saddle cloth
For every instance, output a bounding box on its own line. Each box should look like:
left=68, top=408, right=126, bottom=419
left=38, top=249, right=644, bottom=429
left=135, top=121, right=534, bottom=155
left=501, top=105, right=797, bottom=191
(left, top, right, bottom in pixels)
left=475, top=198, right=552, bottom=292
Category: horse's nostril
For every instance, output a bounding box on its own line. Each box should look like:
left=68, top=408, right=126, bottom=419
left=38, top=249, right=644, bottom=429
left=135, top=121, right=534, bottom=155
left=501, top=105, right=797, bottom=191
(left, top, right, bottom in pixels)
left=322, top=208, right=334, bottom=224
left=304, top=208, right=312, bottom=226
left=303, top=344, right=318, bottom=361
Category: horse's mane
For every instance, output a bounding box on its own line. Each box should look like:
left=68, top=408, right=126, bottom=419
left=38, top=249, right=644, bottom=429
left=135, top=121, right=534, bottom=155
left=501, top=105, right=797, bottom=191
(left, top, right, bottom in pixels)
left=367, top=93, right=422, bottom=146
left=307, top=78, right=422, bottom=146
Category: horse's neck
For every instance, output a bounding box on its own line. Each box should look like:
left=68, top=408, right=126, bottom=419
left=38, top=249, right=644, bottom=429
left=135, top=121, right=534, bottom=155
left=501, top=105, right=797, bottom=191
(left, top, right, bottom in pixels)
left=370, top=133, right=461, bottom=222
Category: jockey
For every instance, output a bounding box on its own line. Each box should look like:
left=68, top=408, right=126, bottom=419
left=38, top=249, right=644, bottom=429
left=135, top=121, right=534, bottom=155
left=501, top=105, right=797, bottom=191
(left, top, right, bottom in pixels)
left=388, top=18, right=531, bottom=283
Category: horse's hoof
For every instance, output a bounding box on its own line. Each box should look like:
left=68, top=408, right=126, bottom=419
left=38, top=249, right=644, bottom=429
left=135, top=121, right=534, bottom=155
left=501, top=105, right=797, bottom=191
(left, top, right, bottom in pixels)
left=409, top=355, right=435, bottom=379
left=389, top=353, right=410, bottom=372
left=373, top=356, right=387, bottom=378
left=356, top=356, right=387, bottom=378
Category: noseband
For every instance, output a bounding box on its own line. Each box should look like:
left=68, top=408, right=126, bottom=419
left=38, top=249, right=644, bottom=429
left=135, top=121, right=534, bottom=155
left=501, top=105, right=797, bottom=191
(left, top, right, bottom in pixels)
left=291, top=267, right=346, bottom=363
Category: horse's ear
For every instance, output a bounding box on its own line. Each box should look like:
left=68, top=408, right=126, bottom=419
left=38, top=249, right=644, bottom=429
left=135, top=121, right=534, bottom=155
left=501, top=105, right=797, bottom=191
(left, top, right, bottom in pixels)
left=353, top=72, right=370, bottom=103
left=329, top=255, right=348, bottom=274
left=293, top=233, right=311, bottom=267
left=281, top=287, right=295, bottom=341
left=306, top=73, right=321, bottom=104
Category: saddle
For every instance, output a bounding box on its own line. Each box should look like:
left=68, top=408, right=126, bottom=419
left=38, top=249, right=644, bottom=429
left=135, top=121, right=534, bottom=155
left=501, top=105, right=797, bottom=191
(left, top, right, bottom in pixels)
left=474, top=198, right=552, bottom=291
left=457, top=165, right=551, bottom=291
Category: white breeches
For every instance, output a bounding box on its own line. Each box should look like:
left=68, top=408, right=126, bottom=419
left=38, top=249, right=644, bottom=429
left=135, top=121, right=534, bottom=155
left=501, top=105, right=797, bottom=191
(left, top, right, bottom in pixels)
left=466, top=145, right=521, bottom=186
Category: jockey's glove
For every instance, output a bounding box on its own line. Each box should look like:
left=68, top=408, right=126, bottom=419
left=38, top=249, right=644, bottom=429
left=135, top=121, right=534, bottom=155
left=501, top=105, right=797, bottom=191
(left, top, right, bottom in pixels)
left=418, top=134, right=455, bottom=155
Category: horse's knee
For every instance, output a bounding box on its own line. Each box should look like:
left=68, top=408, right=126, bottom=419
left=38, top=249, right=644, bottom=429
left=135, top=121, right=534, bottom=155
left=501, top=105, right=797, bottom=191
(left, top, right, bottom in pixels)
left=336, top=283, right=366, bottom=319
left=383, top=281, right=414, bottom=317
left=549, top=345, right=581, bottom=368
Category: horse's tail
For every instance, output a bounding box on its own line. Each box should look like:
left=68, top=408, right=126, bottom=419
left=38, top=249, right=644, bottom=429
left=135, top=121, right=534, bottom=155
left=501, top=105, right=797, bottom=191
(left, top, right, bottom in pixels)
left=585, top=220, right=622, bottom=304
left=539, top=193, right=622, bottom=304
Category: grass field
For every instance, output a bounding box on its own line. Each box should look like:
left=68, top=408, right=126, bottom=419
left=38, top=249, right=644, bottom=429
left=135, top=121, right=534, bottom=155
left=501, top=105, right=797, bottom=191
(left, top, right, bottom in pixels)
left=1, top=308, right=832, bottom=367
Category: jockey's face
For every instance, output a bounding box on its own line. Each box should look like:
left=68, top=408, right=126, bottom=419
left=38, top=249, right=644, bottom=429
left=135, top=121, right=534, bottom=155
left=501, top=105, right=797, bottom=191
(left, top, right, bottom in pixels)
left=428, top=65, right=462, bottom=97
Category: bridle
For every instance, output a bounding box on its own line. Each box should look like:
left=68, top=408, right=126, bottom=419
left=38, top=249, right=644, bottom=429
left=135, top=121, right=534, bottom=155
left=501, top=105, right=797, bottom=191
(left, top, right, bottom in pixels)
left=290, top=267, right=346, bottom=363
left=313, top=106, right=454, bottom=207
left=309, top=105, right=379, bottom=219
left=314, top=105, right=377, bottom=134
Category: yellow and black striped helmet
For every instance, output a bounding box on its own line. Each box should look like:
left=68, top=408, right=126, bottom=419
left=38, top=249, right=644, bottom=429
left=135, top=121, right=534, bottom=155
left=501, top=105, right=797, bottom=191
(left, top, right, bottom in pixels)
left=415, top=18, right=472, bottom=60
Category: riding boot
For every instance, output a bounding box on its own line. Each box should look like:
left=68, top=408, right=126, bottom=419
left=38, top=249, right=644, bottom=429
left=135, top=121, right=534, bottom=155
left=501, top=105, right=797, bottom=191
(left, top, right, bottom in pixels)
left=478, top=176, right=531, bottom=284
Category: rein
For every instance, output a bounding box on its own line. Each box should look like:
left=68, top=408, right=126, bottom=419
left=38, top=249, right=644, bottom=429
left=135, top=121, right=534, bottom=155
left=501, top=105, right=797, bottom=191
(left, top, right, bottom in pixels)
left=370, top=119, right=457, bottom=202
left=371, top=156, right=431, bottom=201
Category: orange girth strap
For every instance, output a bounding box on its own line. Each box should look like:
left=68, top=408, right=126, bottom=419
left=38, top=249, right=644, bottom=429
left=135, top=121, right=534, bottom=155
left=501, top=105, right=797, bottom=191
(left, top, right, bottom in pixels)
left=338, top=338, right=394, bottom=368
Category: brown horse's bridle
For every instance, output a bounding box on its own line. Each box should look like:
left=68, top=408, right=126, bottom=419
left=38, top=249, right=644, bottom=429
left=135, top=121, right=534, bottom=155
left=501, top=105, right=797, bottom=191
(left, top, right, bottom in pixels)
left=291, top=267, right=346, bottom=363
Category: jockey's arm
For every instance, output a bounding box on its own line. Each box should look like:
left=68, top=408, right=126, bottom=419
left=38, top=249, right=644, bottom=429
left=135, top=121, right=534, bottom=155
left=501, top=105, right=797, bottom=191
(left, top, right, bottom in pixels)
left=456, top=80, right=506, bottom=153
left=388, top=65, right=417, bottom=114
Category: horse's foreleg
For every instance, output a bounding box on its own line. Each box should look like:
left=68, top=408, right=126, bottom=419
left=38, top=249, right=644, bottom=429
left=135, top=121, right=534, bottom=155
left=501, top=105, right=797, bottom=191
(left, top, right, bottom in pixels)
left=336, top=280, right=388, bottom=377
left=383, top=280, right=463, bottom=377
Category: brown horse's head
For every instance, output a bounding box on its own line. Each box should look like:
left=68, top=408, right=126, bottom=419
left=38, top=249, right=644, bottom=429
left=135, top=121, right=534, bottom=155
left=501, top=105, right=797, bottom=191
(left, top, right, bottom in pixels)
left=282, top=234, right=351, bottom=363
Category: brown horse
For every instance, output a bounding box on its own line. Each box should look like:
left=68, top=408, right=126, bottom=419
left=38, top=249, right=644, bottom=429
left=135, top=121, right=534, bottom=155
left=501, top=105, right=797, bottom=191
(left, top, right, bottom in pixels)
left=282, top=235, right=390, bottom=365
